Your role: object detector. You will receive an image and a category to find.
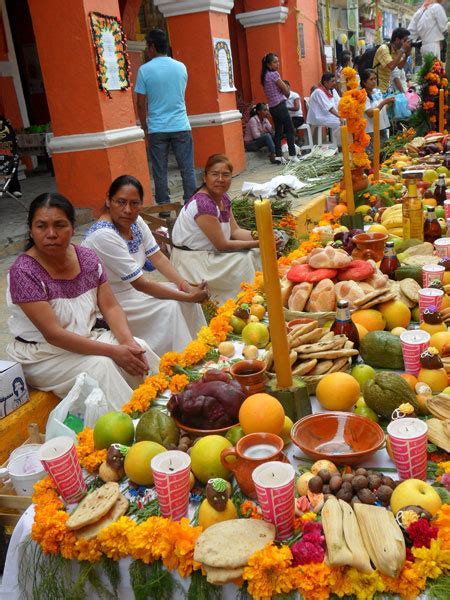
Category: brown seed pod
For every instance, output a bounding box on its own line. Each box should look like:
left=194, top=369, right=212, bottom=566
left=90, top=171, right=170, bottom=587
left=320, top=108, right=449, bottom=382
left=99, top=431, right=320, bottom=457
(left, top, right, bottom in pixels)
left=352, top=475, right=369, bottom=492
left=308, top=475, right=324, bottom=494
left=357, top=488, right=377, bottom=504
left=329, top=475, right=343, bottom=493
left=317, top=469, right=332, bottom=484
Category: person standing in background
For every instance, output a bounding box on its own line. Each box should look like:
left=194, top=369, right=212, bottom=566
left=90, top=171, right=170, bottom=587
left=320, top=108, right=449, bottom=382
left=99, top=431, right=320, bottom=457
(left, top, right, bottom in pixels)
left=136, top=29, right=196, bottom=217
left=408, top=0, right=448, bottom=59
left=336, top=51, right=355, bottom=94
left=373, top=28, right=411, bottom=93
left=260, top=53, right=299, bottom=165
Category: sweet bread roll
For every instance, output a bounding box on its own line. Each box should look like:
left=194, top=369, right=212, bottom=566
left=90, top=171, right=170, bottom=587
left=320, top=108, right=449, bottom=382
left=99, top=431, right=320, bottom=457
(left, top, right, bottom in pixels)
left=365, top=270, right=389, bottom=289
left=281, top=279, right=294, bottom=307
left=334, top=281, right=365, bottom=309
left=288, top=282, right=313, bottom=312
left=307, top=279, right=336, bottom=312
left=308, top=246, right=352, bottom=269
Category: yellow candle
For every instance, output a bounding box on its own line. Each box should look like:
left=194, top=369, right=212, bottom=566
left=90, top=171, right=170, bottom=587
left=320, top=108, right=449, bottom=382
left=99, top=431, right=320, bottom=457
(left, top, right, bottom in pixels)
left=254, top=200, right=293, bottom=389
left=439, top=89, right=444, bottom=134
left=372, top=108, right=380, bottom=182
left=340, top=124, right=355, bottom=215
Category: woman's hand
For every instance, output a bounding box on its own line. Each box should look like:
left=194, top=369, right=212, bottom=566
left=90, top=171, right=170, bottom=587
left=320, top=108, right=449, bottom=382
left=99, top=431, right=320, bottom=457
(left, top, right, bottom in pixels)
left=111, top=343, right=149, bottom=377
left=382, top=96, right=395, bottom=108
left=180, top=280, right=210, bottom=303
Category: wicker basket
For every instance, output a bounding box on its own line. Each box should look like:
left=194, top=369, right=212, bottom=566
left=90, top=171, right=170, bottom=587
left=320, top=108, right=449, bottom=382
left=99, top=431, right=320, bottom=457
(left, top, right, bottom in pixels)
left=267, top=358, right=352, bottom=394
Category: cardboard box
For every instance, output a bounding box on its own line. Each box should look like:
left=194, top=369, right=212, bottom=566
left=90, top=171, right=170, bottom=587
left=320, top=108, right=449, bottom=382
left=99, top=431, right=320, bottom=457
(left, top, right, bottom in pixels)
left=0, top=361, right=29, bottom=420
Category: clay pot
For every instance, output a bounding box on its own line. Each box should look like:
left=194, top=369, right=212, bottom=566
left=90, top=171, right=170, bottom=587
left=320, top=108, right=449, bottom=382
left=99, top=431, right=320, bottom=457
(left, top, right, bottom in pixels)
left=340, top=167, right=369, bottom=193
left=352, top=232, right=388, bottom=262
left=220, top=433, right=284, bottom=498
left=230, top=359, right=267, bottom=396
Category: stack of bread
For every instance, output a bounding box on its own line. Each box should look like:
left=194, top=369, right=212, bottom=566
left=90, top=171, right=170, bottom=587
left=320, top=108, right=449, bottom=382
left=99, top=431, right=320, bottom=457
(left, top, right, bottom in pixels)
left=282, top=246, right=397, bottom=314
left=193, top=519, right=275, bottom=585
left=65, top=482, right=129, bottom=540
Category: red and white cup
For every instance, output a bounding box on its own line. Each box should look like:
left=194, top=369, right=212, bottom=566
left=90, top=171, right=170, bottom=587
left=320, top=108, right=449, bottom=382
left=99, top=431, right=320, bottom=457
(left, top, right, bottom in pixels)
left=418, top=287, right=444, bottom=321
left=444, top=199, right=450, bottom=219
left=387, top=418, right=428, bottom=480
left=39, top=436, right=87, bottom=503
left=400, top=329, right=431, bottom=375
left=151, top=451, right=191, bottom=521
left=252, top=461, right=295, bottom=540
left=434, top=238, right=450, bottom=258
left=422, top=264, right=445, bottom=287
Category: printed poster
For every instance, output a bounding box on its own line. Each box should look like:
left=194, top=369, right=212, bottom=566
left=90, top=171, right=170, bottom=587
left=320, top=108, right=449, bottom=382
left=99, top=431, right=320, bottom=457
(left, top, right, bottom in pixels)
left=213, top=38, right=236, bottom=92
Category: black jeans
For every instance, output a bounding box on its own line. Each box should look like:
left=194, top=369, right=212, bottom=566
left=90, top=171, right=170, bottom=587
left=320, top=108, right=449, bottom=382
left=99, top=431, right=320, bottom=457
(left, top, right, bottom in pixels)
left=269, top=101, right=296, bottom=157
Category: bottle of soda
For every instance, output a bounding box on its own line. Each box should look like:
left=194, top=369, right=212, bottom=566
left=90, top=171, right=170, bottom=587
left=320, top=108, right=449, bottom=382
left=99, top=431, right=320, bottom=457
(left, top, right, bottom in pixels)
left=434, top=174, right=447, bottom=206
left=331, top=299, right=359, bottom=350
left=424, top=206, right=442, bottom=243
left=380, top=240, right=400, bottom=279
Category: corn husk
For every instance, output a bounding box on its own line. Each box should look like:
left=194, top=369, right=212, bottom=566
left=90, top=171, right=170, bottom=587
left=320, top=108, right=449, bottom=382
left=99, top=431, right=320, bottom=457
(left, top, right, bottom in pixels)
left=427, top=418, right=450, bottom=452
left=426, top=394, right=450, bottom=420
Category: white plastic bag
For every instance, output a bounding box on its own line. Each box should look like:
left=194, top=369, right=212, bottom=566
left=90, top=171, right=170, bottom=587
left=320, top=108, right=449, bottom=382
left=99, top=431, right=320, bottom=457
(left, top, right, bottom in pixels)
left=45, top=373, right=109, bottom=441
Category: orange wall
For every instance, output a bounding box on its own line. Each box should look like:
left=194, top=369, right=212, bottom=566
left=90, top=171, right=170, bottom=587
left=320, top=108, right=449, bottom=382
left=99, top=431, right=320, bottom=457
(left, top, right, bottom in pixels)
left=296, top=0, right=322, bottom=99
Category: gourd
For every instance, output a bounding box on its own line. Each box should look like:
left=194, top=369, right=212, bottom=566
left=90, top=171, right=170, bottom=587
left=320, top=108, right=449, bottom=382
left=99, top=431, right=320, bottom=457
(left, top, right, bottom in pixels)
left=363, top=372, right=418, bottom=418
left=359, top=331, right=404, bottom=369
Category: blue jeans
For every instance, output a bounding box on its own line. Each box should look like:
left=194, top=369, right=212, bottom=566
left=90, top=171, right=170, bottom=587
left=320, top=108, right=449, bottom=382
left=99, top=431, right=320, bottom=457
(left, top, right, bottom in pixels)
left=244, top=133, right=276, bottom=154
left=148, top=130, right=196, bottom=205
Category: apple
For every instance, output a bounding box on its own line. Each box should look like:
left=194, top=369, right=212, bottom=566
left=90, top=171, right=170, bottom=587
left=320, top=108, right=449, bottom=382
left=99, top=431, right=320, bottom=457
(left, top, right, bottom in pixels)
left=391, top=327, right=407, bottom=336
left=297, top=472, right=314, bottom=496
left=351, top=364, right=376, bottom=388
left=442, top=386, right=450, bottom=395
left=310, top=459, right=339, bottom=476
left=390, top=479, right=442, bottom=516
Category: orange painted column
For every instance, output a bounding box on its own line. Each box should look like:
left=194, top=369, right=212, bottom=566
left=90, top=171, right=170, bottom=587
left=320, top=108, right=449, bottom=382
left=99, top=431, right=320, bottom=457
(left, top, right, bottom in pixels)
left=27, top=0, right=152, bottom=213
left=236, top=1, right=305, bottom=105
left=154, top=1, right=245, bottom=173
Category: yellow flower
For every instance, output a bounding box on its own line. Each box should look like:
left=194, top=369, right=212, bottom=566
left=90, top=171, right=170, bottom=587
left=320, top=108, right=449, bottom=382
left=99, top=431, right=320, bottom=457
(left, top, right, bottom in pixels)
left=179, top=340, right=209, bottom=367
left=438, top=461, right=450, bottom=473
left=381, top=561, right=427, bottom=600
left=74, top=537, right=102, bottom=562
left=97, top=516, right=137, bottom=560
left=160, top=351, right=181, bottom=376
left=411, top=538, right=450, bottom=579
left=168, top=374, right=190, bottom=393
left=243, top=544, right=294, bottom=599
left=345, top=567, right=384, bottom=600
left=291, top=563, right=332, bottom=600
left=76, top=428, right=107, bottom=472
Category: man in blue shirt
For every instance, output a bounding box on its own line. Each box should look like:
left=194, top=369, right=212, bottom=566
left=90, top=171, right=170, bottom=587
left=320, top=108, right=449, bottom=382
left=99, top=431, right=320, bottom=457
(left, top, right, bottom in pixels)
left=136, top=29, right=196, bottom=215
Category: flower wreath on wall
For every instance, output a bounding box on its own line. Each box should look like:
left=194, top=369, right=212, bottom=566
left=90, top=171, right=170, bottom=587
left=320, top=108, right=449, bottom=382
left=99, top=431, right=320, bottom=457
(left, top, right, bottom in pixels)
left=89, top=12, right=131, bottom=99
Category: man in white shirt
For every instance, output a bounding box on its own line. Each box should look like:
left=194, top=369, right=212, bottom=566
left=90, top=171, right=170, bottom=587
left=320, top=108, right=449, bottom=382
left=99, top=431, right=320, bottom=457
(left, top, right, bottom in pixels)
left=409, top=0, right=448, bottom=59
left=306, top=73, right=341, bottom=144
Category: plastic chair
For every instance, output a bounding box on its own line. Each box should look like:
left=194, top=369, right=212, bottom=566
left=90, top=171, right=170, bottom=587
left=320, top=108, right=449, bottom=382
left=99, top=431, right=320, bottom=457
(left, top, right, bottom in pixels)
left=0, top=154, right=27, bottom=210
left=296, top=123, right=313, bottom=153
left=302, top=96, right=325, bottom=146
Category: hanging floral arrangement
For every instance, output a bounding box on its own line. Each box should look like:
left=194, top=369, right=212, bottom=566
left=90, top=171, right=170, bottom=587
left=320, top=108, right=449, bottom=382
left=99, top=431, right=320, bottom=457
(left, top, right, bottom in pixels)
left=339, top=67, right=371, bottom=170
left=410, top=55, right=448, bottom=134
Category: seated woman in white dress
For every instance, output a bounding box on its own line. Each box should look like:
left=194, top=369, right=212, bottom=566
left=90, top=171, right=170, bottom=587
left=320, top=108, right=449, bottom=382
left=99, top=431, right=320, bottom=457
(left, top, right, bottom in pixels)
left=83, top=175, right=208, bottom=356
left=170, top=154, right=261, bottom=304
left=6, top=193, right=159, bottom=408
left=306, top=73, right=341, bottom=144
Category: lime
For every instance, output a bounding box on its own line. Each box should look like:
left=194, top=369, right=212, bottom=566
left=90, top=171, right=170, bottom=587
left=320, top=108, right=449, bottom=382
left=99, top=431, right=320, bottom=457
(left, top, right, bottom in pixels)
left=436, top=166, right=449, bottom=177
left=190, top=435, right=232, bottom=483
left=225, top=425, right=245, bottom=445
left=435, top=206, right=445, bottom=219
left=241, top=322, right=270, bottom=348
left=230, top=315, right=246, bottom=334
left=93, top=412, right=135, bottom=450
left=423, top=169, right=438, bottom=184
left=351, top=364, right=376, bottom=388
left=354, top=405, right=379, bottom=422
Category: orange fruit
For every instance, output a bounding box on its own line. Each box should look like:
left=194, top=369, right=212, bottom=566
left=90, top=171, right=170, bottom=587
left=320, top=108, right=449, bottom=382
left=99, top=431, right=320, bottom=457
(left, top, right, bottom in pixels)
left=333, top=204, right=348, bottom=218
left=441, top=293, right=450, bottom=310
left=355, top=323, right=368, bottom=340
left=351, top=309, right=386, bottom=332
left=316, top=372, right=360, bottom=411
left=430, top=331, right=450, bottom=354
left=239, top=393, right=285, bottom=435
left=378, top=300, right=411, bottom=330
left=249, top=304, right=266, bottom=320
left=399, top=373, right=418, bottom=390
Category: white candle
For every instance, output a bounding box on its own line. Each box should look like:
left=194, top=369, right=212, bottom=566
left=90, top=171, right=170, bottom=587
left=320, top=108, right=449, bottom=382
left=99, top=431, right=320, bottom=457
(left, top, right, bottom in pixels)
left=151, top=450, right=190, bottom=474
left=252, top=461, right=294, bottom=488
left=387, top=418, right=428, bottom=439
left=243, top=444, right=279, bottom=459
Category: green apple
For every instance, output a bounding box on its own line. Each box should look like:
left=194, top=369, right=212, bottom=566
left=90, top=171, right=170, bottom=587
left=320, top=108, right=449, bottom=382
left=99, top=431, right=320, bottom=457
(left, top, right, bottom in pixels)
left=351, top=364, right=376, bottom=388
left=435, top=206, right=445, bottom=219
left=356, top=396, right=366, bottom=408
left=225, top=425, right=245, bottom=445
left=353, top=405, right=379, bottom=422
left=411, top=306, right=420, bottom=322
left=230, top=315, right=246, bottom=334
left=442, top=387, right=450, bottom=395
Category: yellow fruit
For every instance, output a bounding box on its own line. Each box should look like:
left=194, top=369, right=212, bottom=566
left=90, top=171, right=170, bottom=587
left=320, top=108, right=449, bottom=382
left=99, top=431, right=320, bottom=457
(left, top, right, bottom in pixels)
left=280, top=415, right=294, bottom=445
left=247, top=315, right=260, bottom=323
left=124, top=441, right=166, bottom=486
left=391, top=326, right=407, bottom=336
left=316, top=373, right=361, bottom=411
left=419, top=321, right=447, bottom=336
left=310, top=459, right=339, bottom=476
left=242, top=345, right=259, bottom=360
left=390, top=479, right=442, bottom=516
left=444, top=272, right=450, bottom=286
left=198, top=498, right=238, bottom=529
left=249, top=304, right=266, bottom=320
left=190, top=436, right=233, bottom=483
left=218, top=341, right=235, bottom=357
left=399, top=373, right=418, bottom=390
left=251, top=294, right=265, bottom=304
left=355, top=205, right=372, bottom=214
left=367, top=223, right=389, bottom=235
left=239, top=393, right=285, bottom=435
left=241, top=322, right=270, bottom=348
left=352, top=309, right=386, bottom=332
left=93, top=411, right=135, bottom=450
left=418, top=368, right=449, bottom=394
left=355, top=323, right=368, bottom=340
left=430, top=331, right=450, bottom=354
left=423, top=169, right=439, bottom=184
left=442, top=294, right=450, bottom=310
left=297, top=472, right=314, bottom=496
left=422, top=197, right=437, bottom=208
left=230, top=316, right=246, bottom=334
left=378, top=300, right=411, bottom=330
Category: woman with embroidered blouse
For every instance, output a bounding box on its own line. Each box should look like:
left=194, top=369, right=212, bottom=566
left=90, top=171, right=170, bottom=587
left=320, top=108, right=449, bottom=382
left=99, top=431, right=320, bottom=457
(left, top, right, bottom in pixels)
left=83, top=175, right=208, bottom=356
left=6, top=193, right=159, bottom=407
left=171, top=154, right=261, bottom=303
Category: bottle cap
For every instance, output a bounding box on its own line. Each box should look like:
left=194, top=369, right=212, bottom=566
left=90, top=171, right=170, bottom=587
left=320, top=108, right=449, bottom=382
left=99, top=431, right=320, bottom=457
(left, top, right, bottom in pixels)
left=336, top=299, right=349, bottom=308
left=385, top=240, right=395, bottom=247
left=403, top=170, right=424, bottom=180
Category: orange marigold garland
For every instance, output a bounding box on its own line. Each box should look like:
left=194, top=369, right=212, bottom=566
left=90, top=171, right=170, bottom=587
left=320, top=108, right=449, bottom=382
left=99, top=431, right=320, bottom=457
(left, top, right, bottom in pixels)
left=339, top=67, right=371, bottom=170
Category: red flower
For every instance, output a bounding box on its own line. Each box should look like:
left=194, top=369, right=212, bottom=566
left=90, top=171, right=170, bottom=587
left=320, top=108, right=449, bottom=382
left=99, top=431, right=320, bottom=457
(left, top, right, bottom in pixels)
left=407, top=518, right=438, bottom=548
left=291, top=540, right=325, bottom=565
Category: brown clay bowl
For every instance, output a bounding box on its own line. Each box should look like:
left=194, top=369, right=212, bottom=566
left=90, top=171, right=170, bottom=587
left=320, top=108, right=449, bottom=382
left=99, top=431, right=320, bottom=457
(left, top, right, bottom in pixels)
left=173, top=418, right=238, bottom=437
left=290, top=412, right=385, bottom=465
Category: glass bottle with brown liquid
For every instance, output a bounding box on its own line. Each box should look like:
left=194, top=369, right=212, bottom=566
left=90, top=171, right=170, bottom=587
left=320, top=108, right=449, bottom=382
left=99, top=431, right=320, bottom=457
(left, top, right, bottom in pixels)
left=331, top=299, right=359, bottom=350
left=424, top=206, right=442, bottom=244
left=402, top=171, right=424, bottom=241
left=435, top=174, right=447, bottom=206
left=380, top=240, right=400, bottom=279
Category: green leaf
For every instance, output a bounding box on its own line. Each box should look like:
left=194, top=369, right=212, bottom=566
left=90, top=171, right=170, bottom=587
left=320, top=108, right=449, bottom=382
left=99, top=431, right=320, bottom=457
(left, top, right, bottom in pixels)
left=129, top=559, right=178, bottom=600
left=432, top=484, right=450, bottom=504
left=428, top=575, right=450, bottom=599
left=187, top=570, right=222, bottom=600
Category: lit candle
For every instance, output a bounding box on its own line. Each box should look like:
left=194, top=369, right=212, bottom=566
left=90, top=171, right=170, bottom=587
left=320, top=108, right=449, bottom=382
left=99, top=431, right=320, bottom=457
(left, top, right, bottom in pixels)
left=340, top=123, right=355, bottom=215
left=439, top=88, right=444, bottom=134
left=372, top=108, right=380, bottom=182
left=252, top=461, right=295, bottom=540
left=387, top=418, right=428, bottom=480
left=254, top=199, right=293, bottom=389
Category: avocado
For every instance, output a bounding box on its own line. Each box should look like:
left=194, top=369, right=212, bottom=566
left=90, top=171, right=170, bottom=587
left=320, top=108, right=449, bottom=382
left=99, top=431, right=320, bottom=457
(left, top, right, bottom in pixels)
left=135, top=408, right=180, bottom=448
left=363, top=372, right=419, bottom=418
left=394, top=265, right=423, bottom=285
left=359, top=330, right=404, bottom=370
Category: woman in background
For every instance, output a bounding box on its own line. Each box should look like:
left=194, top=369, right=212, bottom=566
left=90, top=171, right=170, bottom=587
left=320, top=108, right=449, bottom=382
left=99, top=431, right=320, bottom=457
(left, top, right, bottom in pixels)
left=360, top=69, right=395, bottom=156
left=244, top=103, right=277, bottom=163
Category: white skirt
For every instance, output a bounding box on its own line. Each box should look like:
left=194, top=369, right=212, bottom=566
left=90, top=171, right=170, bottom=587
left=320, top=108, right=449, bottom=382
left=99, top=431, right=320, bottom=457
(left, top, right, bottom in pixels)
left=7, top=330, right=160, bottom=408
left=115, top=283, right=207, bottom=355
left=171, top=247, right=261, bottom=304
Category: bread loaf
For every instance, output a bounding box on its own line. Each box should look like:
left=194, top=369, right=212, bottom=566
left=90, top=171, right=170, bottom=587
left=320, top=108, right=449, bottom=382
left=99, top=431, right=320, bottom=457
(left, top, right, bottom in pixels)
left=288, top=282, right=313, bottom=311
left=308, top=246, right=352, bottom=269
left=306, top=279, right=336, bottom=312
left=334, top=281, right=365, bottom=309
